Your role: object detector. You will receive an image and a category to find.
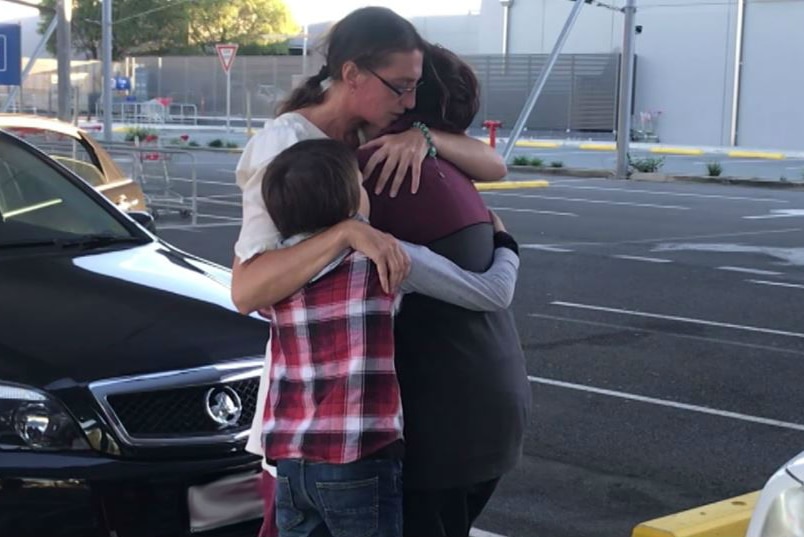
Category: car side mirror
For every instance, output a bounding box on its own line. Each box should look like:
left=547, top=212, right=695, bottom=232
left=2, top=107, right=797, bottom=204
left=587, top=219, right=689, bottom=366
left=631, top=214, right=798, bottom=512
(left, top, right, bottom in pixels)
left=129, top=211, right=157, bottom=235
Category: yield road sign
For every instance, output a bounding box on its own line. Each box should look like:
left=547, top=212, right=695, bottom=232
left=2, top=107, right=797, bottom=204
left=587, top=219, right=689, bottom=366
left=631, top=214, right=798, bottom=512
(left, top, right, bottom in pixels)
left=216, top=44, right=239, bottom=74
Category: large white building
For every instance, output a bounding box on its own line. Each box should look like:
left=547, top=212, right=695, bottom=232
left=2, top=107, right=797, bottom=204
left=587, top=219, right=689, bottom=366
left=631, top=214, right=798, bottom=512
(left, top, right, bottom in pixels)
left=411, top=0, right=804, bottom=151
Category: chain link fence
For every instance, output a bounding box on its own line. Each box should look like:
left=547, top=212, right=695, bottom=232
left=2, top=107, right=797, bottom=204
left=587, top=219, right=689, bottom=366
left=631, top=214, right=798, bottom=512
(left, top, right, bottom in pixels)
left=3, top=53, right=620, bottom=135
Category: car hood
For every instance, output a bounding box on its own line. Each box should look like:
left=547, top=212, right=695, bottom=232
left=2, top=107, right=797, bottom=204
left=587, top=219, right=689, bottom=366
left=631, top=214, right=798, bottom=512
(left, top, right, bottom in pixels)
left=0, top=242, right=268, bottom=388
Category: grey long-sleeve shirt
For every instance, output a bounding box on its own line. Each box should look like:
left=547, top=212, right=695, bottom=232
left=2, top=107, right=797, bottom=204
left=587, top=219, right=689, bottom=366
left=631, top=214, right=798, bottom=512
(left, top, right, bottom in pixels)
left=400, top=242, right=519, bottom=311
left=284, top=232, right=519, bottom=312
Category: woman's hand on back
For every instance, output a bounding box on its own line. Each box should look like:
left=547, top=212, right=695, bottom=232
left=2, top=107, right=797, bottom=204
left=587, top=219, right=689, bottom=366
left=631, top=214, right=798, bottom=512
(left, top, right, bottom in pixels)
left=360, top=129, right=428, bottom=198
left=340, top=219, right=411, bottom=294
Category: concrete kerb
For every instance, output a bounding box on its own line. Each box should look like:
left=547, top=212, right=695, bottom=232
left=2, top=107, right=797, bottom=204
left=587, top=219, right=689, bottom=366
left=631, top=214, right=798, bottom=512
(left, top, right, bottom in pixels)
left=507, top=165, right=804, bottom=190
left=493, top=137, right=804, bottom=161
left=631, top=491, right=759, bottom=537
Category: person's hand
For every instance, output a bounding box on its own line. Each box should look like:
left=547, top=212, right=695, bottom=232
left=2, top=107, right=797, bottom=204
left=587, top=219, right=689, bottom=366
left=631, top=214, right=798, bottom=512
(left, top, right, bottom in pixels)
left=360, top=128, right=429, bottom=198
left=342, top=219, right=411, bottom=294
left=489, top=210, right=507, bottom=233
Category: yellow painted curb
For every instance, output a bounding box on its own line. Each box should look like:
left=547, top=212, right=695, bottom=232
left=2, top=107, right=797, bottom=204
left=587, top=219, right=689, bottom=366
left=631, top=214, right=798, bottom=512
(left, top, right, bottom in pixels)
left=475, top=180, right=549, bottom=191
left=728, top=150, right=785, bottom=160
left=518, top=140, right=562, bottom=149
left=478, top=138, right=560, bottom=149
left=632, top=491, right=759, bottom=537
left=579, top=143, right=617, bottom=151
left=650, top=147, right=705, bottom=156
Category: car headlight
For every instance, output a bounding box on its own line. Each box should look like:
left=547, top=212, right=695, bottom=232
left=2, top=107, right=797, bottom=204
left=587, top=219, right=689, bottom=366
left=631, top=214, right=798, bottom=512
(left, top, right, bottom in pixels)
left=757, top=484, right=804, bottom=537
left=0, top=382, right=90, bottom=451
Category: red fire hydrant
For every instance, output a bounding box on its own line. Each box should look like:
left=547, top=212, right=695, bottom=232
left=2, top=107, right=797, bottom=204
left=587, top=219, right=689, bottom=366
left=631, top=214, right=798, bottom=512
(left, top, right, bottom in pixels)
left=483, top=120, right=502, bottom=148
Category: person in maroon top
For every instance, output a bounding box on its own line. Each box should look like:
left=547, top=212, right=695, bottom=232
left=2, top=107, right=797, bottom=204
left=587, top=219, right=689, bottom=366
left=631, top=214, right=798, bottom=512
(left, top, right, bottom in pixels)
left=358, top=44, right=532, bottom=537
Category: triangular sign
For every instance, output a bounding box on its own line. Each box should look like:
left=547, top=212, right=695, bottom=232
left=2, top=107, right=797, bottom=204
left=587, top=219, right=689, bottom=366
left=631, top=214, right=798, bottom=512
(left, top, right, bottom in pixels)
left=216, top=44, right=239, bottom=73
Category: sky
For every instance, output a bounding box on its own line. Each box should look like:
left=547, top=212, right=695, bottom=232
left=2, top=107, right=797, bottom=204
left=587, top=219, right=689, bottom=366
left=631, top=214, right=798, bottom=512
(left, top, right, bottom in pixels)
left=0, top=0, right=483, bottom=24
left=286, top=0, right=482, bottom=24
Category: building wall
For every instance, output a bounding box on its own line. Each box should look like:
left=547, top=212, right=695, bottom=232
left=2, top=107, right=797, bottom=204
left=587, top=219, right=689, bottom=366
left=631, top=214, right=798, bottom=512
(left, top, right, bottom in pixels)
left=738, top=1, right=804, bottom=151
left=473, top=0, right=739, bottom=147
left=464, top=0, right=804, bottom=151
left=631, top=1, right=737, bottom=147
left=411, top=15, right=482, bottom=54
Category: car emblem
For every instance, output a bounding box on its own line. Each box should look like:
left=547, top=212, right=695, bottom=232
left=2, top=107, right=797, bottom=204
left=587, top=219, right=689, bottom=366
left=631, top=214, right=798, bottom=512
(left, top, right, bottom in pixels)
left=204, top=386, right=242, bottom=427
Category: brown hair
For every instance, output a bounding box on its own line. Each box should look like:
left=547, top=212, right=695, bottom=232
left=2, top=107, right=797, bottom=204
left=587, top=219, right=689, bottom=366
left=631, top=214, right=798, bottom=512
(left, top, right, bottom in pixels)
left=278, top=7, right=425, bottom=114
left=413, top=43, right=480, bottom=133
left=262, top=139, right=361, bottom=238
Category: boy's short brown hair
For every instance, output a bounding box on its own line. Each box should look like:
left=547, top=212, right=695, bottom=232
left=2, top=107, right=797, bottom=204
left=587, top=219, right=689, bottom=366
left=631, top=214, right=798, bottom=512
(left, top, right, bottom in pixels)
left=262, top=139, right=361, bottom=238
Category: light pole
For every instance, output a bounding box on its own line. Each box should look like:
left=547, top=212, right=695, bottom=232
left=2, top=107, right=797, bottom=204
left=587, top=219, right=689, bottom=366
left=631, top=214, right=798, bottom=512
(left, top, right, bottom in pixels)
left=614, top=0, right=637, bottom=180
left=102, top=0, right=113, bottom=142
left=56, top=0, right=72, bottom=121
left=500, top=0, right=514, bottom=57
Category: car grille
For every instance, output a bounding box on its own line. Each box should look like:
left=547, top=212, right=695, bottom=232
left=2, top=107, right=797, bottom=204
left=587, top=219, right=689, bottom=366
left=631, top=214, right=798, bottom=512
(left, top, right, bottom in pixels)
left=107, top=378, right=259, bottom=437
left=89, top=359, right=263, bottom=447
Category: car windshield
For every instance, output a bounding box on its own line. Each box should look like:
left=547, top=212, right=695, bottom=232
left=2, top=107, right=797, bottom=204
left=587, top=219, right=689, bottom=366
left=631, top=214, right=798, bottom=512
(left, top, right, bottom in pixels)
left=0, top=136, right=134, bottom=248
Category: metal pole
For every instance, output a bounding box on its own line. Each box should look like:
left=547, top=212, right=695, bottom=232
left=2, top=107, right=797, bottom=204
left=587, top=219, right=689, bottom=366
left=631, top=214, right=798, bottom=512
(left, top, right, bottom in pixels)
left=246, top=90, right=253, bottom=137
left=102, top=0, right=113, bottom=142
left=615, top=0, right=637, bottom=180
left=729, top=0, right=746, bottom=146
left=501, top=1, right=512, bottom=56
left=226, top=70, right=231, bottom=132
left=502, top=0, right=586, bottom=163
left=2, top=17, right=57, bottom=112
left=302, top=24, right=309, bottom=76
left=57, top=0, right=72, bottom=121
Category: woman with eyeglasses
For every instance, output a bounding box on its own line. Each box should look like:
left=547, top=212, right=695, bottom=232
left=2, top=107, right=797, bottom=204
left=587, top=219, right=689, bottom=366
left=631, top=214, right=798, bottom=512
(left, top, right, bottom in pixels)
left=231, top=7, right=506, bottom=537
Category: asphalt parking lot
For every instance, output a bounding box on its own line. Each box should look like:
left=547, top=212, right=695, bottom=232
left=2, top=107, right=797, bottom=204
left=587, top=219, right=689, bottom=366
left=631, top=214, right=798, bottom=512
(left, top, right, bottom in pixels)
left=153, top=152, right=804, bottom=537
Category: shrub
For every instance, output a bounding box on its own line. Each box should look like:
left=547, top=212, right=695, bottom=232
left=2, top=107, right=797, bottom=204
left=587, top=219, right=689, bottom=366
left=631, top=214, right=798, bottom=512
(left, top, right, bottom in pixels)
left=706, top=162, right=723, bottom=177
left=124, top=127, right=158, bottom=142
left=628, top=154, right=665, bottom=173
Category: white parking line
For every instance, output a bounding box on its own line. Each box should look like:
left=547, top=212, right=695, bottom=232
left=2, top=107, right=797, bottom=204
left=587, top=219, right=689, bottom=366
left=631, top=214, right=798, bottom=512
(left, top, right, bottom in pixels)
left=550, top=301, right=804, bottom=339
left=547, top=184, right=788, bottom=203
left=744, top=210, right=804, bottom=220
left=483, top=192, right=690, bottom=210
left=159, top=221, right=243, bottom=230
left=196, top=197, right=242, bottom=207
left=522, top=244, right=574, bottom=253
left=718, top=266, right=783, bottom=276
left=488, top=206, right=578, bottom=217
left=749, top=280, right=804, bottom=290
left=528, top=313, right=804, bottom=357
left=202, top=193, right=242, bottom=199
left=559, top=227, right=801, bottom=248
left=192, top=213, right=241, bottom=221
left=528, top=376, right=804, bottom=432
left=613, top=255, right=673, bottom=263
left=470, top=529, right=507, bottom=537
left=170, top=177, right=238, bottom=187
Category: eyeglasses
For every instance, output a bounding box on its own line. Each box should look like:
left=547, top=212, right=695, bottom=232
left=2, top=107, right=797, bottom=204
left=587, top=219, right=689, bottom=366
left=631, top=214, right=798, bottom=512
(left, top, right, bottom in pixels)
left=367, top=69, right=424, bottom=97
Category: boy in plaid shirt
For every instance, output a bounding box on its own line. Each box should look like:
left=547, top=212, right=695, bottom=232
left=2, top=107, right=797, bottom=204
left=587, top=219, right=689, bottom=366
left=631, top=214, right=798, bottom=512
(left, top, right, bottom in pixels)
left=260, top=138, right=520, bottom=537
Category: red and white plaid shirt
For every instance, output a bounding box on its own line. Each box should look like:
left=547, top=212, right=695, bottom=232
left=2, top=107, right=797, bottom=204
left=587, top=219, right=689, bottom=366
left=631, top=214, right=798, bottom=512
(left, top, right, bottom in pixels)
left=261, top=251, right=402, bottom=464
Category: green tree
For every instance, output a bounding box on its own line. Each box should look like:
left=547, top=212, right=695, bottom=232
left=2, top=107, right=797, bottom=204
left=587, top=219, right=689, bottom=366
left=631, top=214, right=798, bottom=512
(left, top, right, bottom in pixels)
left=186, top=0, right=298, bottom=48
left=38, top=0, right=298, bottom=59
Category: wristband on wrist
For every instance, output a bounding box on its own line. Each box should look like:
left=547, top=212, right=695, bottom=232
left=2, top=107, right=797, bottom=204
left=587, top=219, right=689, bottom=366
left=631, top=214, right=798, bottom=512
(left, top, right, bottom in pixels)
left=493, top=231, right=519, bottom=255
left=412, top=121, right=438, bottom=158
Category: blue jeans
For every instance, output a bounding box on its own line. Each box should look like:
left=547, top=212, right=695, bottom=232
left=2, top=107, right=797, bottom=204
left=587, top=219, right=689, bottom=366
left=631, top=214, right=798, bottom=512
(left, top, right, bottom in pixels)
left=275, top=457, right=403, bottom=537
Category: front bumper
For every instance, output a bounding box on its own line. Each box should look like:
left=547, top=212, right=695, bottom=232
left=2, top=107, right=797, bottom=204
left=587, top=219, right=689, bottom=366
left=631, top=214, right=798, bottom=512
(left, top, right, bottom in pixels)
left=0, top=450, right=263, bottom=537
